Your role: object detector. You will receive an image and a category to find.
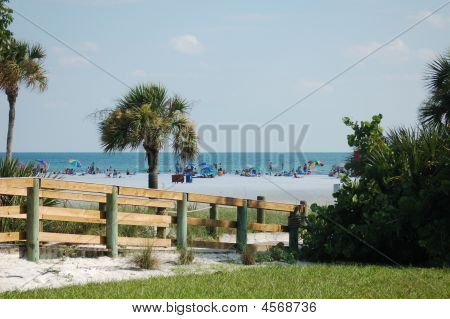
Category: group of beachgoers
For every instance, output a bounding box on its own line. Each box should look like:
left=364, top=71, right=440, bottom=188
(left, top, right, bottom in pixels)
left=235, top=162, right=316, bottom=178
left=171, top=161, right=337, bottom=179
left=33, top=161, right=136, bottom=178
left=174, top=162, right=227, bottom=178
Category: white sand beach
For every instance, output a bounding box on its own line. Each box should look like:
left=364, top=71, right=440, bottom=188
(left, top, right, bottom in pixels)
left=0, top=249, right=244, bottom=293
left=65, top=173, right=340, bottom=206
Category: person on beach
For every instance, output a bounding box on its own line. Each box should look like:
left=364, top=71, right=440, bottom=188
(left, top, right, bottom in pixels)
left=269, top=162, right=273, bottom=175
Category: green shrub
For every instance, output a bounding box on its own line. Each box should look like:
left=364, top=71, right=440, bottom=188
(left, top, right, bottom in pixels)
left=133, top=245, right=159, bottom=270
left=301, top=115, right=450, bottom=266
left=268, top=246, right=297, bottom=263
left=255, top=252, right=273, bottom=263
left=269, top=246, right=284, bottom=261
left=178, top=248, right=195, bottom=265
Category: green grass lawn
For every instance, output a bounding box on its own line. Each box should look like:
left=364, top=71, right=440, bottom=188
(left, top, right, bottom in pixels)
left=1, top=264, right=448, bottom=299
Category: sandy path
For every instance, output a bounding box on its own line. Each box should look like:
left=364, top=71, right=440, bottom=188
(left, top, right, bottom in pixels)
left=0, top=249, right=242, bottom=293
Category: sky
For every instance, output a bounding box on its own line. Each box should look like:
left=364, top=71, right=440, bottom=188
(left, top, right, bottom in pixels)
left=0, top=0, right=449, bottom=153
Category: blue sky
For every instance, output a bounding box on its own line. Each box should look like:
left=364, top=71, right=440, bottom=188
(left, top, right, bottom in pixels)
left=1, top=0, right=449, bottom=152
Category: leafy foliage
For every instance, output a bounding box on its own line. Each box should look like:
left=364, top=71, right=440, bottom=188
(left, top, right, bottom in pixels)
left=98, top=83, right=198, bottom=188
left=0, top=39, right=47, bottom=93
left=301, top=117, right=450, bottom=266
left=419, top=50, right=450, bottom=127
left=0, top=0, right=13, bottom=53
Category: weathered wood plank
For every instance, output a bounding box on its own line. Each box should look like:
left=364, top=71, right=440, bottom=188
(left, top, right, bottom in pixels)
left=40, top=189, right=174, bottom=208
left=0, top=206, right=25, bottom=215
left=247, top=223, right=283, bottom=232
left=40, top=189, right=107, bottom=203
left=187, top=217, right=237, bottom=228
left=39, top=206, right=171, bottom=226
left=119, top=186, right=183, bottom=201
left=189, top=240, right=236, bottom=250
left=41, top=179, right=113, bottom=194
left=0, top=186, right=27, bottom=196
left=188, top=241, right=271, bottom=252
left=188, top=193, right=245, bottom=206
left=117, top=197, right=175, bottom=208
left=40, top=232, right=106, bottom=245
left=118, top=237, right=171, bottom=247
left=0, top=178, right=34, bottom=188
left=117, top=212, right=171, bottom=227
left=247, top=199, right=297, bottom=212
left=0, top=232, right=26, bottom=242
left=41, top=206, right=103, bottom=218
left=40, top=206, right=105, bottom=224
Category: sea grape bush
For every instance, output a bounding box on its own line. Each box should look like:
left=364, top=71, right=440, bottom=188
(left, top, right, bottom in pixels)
left=301, top=116, right=450, bottom=266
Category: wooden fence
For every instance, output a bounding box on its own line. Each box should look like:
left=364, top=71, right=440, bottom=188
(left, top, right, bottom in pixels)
left=0, top=177, right=306, bottom=261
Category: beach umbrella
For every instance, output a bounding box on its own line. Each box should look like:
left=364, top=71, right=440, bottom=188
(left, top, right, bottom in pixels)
left=35, top=159, right=48, bottom=167
left=308, top=160, right=324, bottom=167
left=68, top=159, right=82, bottom=168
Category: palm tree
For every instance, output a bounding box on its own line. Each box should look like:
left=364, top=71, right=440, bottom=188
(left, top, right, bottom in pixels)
left=419, top=50, right=450, bottom=127
left=0, top=39, right=48, bottom=159
left=99, top=83, right=198, bottom=189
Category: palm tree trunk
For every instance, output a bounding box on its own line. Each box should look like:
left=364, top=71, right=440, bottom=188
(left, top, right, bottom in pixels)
left=146, top=149, right=159, bottom=189
left=5, top=88, right=18, bottom=160
left=146, top=149, right=167, bottom=238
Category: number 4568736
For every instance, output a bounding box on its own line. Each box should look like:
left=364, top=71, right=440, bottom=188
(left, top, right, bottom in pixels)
left=261, top=301, right=316, bottom=313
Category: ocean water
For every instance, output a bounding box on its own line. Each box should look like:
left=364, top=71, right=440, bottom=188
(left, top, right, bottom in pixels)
left=3, top=152, right=350, bottom=175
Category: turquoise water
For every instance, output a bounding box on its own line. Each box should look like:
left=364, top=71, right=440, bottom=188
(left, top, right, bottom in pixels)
left=3, top=152, right=350, bottom=175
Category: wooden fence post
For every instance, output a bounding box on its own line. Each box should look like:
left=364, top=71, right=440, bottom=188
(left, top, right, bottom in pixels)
left=300, top=200, right=307, bottom=214
left=236, top=199, right=248, bottom=252
left=288, top=206, right=301, bottom=253
left=177, top=193, right=188, bottom=249
left=209, top=204, right=218, bottom=236
left=26, top=178, right=40, bottom=262
left=288, top=201, right=306, bottom=253
left=106, top=186, right=118, bottom=258
left=256, top=195, right=265, bottom=224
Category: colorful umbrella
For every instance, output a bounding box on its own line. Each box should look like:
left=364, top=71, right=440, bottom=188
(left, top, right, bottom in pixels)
left=68, top=159, right=82, bottom=168
left=308, top=160, right=324, bottom=167
left=35, top=159, right=48, bottom=167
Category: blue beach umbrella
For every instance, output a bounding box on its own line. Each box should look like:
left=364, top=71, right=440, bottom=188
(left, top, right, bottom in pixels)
left=68, top=159, right=82, bottom=168
left=35, top=159, right=49, bottom=167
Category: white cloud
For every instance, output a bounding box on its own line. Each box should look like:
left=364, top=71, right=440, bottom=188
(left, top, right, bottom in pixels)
left=293, top=79, right=334, bottom=94
left=131, top=69, right=147, bottom=77
left=170, top=35, right=203, bottom=55
left=53, top=47, right=89, bottom=67
left=412, top=11, right=450, bottom=29
left=344, top=39, right=410, bottom=63
left=52, top=42, right=99, bottom=67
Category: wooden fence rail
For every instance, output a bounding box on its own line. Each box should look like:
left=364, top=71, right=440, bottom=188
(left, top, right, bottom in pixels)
left=0, top=177, right=306, bottom=261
